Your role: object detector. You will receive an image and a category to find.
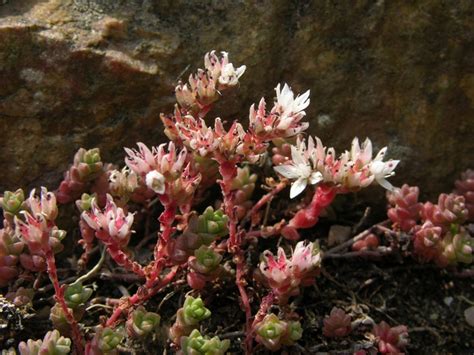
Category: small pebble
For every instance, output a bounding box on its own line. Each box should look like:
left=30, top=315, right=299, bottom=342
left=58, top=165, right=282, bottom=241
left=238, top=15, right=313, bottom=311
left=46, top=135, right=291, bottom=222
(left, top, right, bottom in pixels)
left=443, top=296, right=453, bottom=306
left=464, top=306, right=474, bottom=327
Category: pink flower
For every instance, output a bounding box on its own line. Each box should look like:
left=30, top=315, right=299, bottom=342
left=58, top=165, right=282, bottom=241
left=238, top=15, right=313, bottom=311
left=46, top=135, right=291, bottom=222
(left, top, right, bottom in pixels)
left=26, top=187, right=58, bottom=221
left=125, top=142, right=200, bottom=205
left=373, top=321, right=409, bottom=354
left=291, top=240, right=322, bottom=278
left=82, top=195, right=134, bottom=246
left=259, top=241, right=321, bottom=301
left=275, top=136, right=400, bottom=196
left=248, top=83, right=310, bottom=140
left=15, top=212, right=50, bottom=255
left=174, top=51, right=245, bottom=112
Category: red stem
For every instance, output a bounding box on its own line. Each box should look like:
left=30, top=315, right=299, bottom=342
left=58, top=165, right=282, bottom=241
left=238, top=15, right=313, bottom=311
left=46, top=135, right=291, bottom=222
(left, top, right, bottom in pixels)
left=105, top=265, right=179, bottom=327
left=218, top=160, right=253, bottom=354
left=288, top=184, right=337, bottom=229
left=245, top=180, right=288, bottom=225
left=147, top=203, right=176, bottom=288
left=45, top=249, right=84, bottom=354
left=105, top=242, right=145, bottom=277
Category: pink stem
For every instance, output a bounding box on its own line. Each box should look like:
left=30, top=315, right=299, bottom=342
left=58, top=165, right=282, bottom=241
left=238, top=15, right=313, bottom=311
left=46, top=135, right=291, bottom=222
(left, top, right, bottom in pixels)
left=245, top=180, right=288, bottom=225
left=288, top=184, right=337, bottom=229
left=245, top=292, right=275, bottom=352
left=105, top=265, right=179, bottom=327
left=147, top=203, right=176, bottom=288
left=105, top=243, right=145, bottom=277
left=251, top=292, right=275, bottom=328
left=218, top=160, right=253, bottom=354
left=96, top=230, right=145, bottom=277
left=45, top=249, right=84, bottom=354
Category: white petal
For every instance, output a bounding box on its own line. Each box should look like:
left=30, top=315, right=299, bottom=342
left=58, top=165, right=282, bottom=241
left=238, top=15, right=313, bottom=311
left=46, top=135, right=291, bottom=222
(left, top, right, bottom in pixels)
left=374, top=147, right=387, bottom=161
left=309, top=171, right=323, bottom=185
left=274, top=164, right=302, bottom=179
left=290, top=178, right=308, bottom=199
left=290, top=145, right=306, bottom=166
left=376, top=178, right=396, bottom=192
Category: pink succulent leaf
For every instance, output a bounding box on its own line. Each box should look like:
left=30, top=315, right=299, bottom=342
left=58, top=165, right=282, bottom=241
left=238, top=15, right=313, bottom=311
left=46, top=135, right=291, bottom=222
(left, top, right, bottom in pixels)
left=323, top=307, right=352, bottom=338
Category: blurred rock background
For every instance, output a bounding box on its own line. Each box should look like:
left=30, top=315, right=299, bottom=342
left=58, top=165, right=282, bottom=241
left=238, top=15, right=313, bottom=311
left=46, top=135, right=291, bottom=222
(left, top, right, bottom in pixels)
left=0, top=0, right=473, bottom=199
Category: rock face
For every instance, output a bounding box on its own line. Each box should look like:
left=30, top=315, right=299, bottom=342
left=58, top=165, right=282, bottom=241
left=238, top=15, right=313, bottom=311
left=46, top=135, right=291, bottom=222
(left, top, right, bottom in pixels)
left=0, top=0, right=473, bottom=198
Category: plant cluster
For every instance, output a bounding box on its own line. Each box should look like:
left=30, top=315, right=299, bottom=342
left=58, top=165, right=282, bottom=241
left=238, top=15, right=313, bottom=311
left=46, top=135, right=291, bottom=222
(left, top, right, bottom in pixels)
left=0, top=50, right=472, bottom=354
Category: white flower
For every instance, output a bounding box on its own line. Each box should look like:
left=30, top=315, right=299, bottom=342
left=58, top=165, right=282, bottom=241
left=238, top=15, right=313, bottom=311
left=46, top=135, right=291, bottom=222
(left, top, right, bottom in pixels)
left=26, top=187, right=58, bottom=221
left=291, top=241, right=321, bottom=274
left=274, top=83, right=310, bottom=131
left=218, top=62, right=246, bottom=87
left=279, top=136, right=400, bottom=193
left=369, top=159, right=400, bottom=191
left=145, top=170, right=166, bottom=194
left=274, top=145, right=323, bottom=199
left=204, top=51, right=246, bottom=89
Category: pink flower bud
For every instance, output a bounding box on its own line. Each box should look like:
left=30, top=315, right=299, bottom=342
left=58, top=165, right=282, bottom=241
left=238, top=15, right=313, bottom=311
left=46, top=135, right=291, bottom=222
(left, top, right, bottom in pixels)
left=373, top=321, right=408, bottom=354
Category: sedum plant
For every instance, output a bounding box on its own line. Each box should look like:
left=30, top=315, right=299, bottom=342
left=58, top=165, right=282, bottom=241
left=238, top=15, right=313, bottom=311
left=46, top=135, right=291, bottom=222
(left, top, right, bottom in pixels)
left=126, top=306, right=161, bottom=338
left=259, top=241, right=321, bottom=304
left=253, top=313, right=303, bottom=351
left=179, top=329, right=230, bottom=355
left=170, top=296, right=212, bottom=345
left=372, top=321, right=409, bottom=354
left=18, top=330, right=71, bottom=355
left=323, top=307, right=352, bottom=338
left=86, top=326, right=124, bottom=355
left=3, top=48, right=471, bottom=355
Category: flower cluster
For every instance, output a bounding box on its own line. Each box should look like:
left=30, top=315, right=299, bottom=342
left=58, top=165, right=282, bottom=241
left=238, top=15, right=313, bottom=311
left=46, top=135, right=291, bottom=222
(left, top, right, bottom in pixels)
left=125, top=142, right=201, bottom=210
left=82, top=194, right=134, bottom=247
left=175, top=51, right=246, bottom=114
left=108, top=167, right=139, bottom=205
left=275, top=136, right=400, bottom=198
left=259, top=241, right=321, bottom=302
left=13, top=188, right=66, bottom=271
left=4, top=48, right=470, bottom=355
left=249, top=83, right=310, bottom=140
